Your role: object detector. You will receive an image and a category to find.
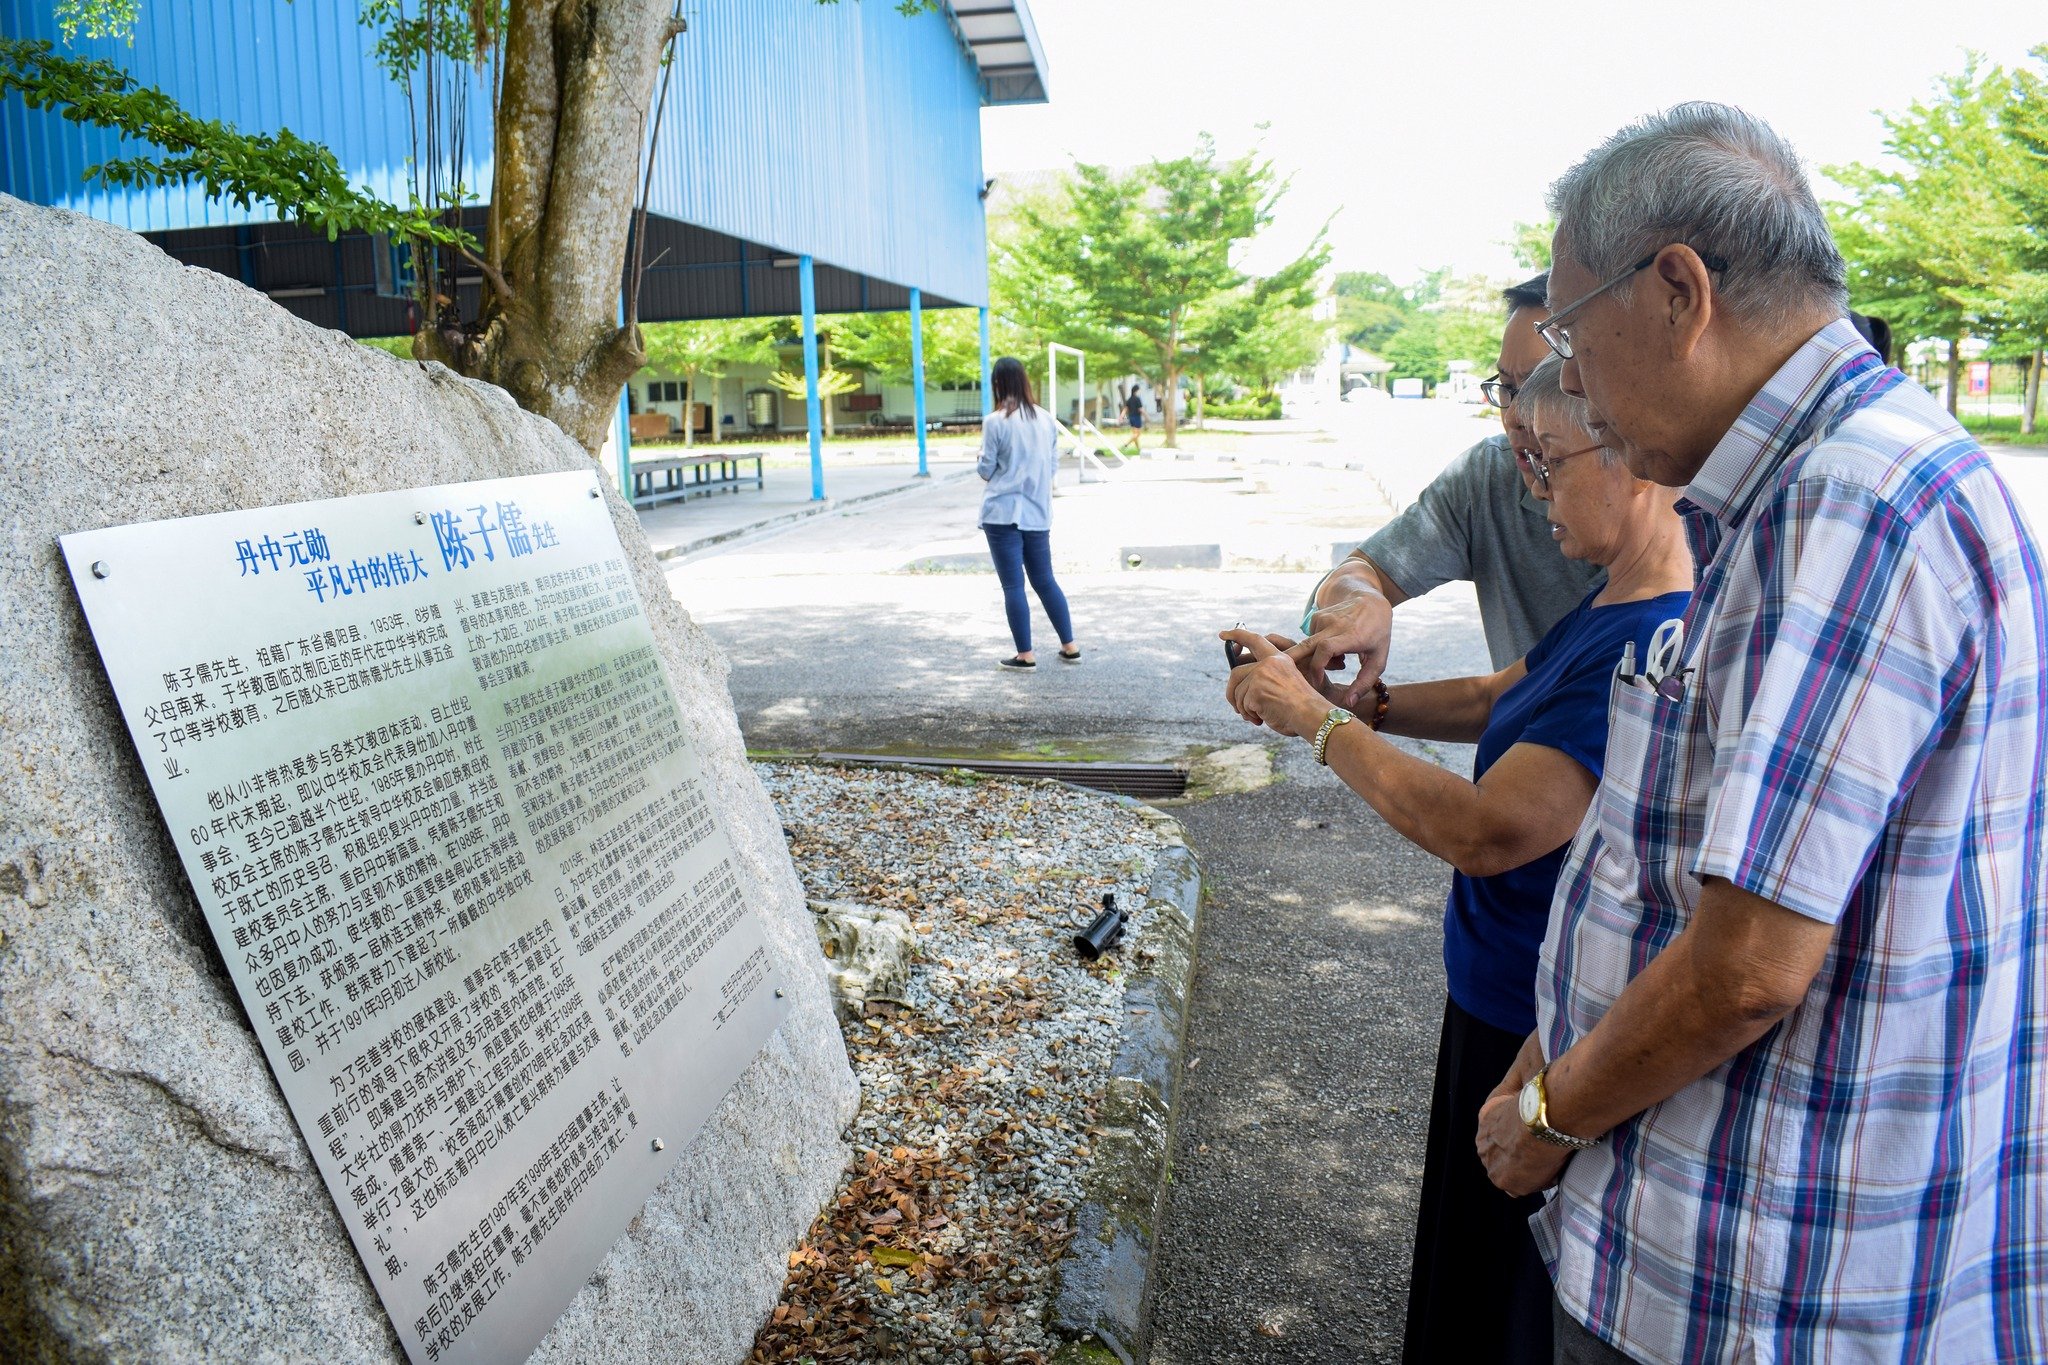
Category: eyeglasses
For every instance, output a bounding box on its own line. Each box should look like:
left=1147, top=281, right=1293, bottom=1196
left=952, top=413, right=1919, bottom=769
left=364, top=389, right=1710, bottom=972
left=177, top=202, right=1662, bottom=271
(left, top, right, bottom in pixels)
left=1480, top=375, right=1518, bottom=408
left=1529, top=443, right=1603, bottom=493
left=1536, top=249, right=1729, bottom=360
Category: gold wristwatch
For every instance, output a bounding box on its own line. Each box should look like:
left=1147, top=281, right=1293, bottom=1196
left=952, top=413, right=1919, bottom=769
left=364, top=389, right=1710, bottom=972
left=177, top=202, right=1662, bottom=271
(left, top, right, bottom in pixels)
left=1518, top=1066, right=1599, bottom=1151
left=1311, top=707, right=1353, bottom=766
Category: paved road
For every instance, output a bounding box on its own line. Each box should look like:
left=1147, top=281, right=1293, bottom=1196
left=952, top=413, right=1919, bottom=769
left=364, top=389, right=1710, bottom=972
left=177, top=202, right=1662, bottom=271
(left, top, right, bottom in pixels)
left=660, top=402, right=2048, bottom=1363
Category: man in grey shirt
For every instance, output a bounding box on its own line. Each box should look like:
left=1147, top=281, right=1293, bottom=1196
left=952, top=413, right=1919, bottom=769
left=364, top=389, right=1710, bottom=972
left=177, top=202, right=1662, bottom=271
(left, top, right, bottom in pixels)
left=1298, top=274, right=1600, bottom=706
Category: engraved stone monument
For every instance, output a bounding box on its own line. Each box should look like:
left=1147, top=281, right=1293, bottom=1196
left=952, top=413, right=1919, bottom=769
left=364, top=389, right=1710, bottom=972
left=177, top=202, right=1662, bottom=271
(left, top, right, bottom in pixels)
left=0, top=195, right=858, bottom=1362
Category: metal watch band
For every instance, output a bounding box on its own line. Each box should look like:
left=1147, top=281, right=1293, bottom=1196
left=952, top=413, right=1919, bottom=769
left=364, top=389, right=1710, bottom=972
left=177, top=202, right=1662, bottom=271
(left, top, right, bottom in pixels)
left=1312, top=707, right=1353, bottom=766
left=1528, top=1067, right=1599, bottom=1151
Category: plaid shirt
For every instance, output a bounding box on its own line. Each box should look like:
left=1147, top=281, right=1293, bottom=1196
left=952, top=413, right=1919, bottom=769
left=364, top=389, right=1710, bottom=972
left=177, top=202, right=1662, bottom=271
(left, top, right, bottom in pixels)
left=1535, top=318, right=2048, bottom=1363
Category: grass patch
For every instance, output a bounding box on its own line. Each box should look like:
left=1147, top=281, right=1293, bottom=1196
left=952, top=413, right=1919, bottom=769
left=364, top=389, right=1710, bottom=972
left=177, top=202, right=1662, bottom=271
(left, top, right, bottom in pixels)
left=1960, top=413, right=2048, bottom=448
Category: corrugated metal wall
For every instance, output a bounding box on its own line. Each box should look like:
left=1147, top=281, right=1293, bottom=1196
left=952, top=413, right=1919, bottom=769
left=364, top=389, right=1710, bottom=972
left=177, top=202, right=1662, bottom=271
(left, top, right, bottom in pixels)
left=0, top=0, right=988, bottom=305
left=644, top=1, right=988, bottom=306
left=0, top=0, right=491, bottom=233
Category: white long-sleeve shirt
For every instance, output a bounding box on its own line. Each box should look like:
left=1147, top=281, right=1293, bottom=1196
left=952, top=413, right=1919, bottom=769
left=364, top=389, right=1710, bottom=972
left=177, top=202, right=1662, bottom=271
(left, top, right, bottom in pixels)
left=976, top=404, right=1058, bottom=531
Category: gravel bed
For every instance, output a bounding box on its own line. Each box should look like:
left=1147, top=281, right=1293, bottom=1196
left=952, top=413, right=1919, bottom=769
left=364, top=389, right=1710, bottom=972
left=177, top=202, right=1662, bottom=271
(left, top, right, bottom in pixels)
left=746, top=762, right=1176, bottom=1365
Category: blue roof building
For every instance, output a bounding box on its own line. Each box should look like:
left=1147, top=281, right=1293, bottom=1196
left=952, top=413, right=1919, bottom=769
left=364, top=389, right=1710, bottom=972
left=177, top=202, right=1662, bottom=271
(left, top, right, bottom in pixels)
left=1, top=0, right=1049, bottom=493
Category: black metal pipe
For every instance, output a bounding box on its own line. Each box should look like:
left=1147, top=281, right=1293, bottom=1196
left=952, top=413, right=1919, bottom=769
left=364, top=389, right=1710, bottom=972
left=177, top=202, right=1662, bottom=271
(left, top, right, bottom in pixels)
left=1073, top=892, right=1126, bottom=961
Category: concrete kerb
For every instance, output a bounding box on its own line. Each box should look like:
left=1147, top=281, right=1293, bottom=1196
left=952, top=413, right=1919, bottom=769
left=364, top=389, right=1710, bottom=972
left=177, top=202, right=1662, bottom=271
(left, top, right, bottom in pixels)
left=649, top=466, right=978, bottom=563
left=1050, top=797, right=1204, bottom=1365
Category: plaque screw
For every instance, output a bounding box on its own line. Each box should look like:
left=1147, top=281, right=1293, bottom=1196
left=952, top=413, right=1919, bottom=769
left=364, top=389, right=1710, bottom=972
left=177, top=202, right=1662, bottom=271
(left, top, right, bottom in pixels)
left=589, top=486, right=602, bottom=499
left=90, top=561, right=110, bottom=579
left=775, top=989, right=785, bottom=998
left=413, top=511, right=426, bottom=525
left=650, top=1138, right=666, bottom=1153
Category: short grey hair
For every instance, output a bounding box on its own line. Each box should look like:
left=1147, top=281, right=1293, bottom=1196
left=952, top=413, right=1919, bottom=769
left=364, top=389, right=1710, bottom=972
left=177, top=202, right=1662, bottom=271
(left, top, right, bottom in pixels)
left=1515, top=357, right=1618, bottom=463
left=1547, top=102, right=1848, bottom=330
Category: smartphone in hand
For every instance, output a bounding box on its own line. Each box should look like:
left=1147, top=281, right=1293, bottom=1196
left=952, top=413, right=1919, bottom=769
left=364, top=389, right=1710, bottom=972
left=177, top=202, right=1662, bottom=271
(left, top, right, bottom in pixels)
left=1224, top=623, right=1253, bottom=669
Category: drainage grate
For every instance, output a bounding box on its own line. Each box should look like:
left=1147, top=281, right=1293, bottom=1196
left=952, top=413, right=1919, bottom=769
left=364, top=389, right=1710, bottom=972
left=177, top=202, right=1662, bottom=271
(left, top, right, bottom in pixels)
left=810, top=753, right=1189, bottom=800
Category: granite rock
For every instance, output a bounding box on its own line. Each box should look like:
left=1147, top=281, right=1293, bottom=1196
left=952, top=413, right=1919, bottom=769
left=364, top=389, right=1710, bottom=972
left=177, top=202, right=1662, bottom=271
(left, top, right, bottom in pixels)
left=0, top=195, right=858, bottom=1364
left=807, top=900, right=919, bottom=1021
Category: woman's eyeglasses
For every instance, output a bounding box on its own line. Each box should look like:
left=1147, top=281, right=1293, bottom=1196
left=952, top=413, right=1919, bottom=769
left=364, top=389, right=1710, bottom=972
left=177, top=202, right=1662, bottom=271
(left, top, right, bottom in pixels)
left=1529, top=443, right=1604, bottom=493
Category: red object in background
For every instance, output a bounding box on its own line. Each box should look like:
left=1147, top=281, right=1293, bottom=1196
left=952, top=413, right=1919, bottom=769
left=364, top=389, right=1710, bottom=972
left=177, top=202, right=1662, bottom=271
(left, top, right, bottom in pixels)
left=1969, top=361, right=1992, bottom=396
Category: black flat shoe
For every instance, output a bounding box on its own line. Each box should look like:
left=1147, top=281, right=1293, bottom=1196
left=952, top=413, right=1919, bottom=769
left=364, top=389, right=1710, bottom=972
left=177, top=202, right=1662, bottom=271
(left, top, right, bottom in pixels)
left=1000, top=655, right=1036, bottom=669
left=1059, top=647, right=1081, bottom=663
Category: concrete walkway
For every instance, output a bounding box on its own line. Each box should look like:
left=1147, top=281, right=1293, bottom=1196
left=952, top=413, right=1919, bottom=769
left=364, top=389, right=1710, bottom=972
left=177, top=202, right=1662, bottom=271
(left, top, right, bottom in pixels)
left=635, top=455, right=976, bottom=561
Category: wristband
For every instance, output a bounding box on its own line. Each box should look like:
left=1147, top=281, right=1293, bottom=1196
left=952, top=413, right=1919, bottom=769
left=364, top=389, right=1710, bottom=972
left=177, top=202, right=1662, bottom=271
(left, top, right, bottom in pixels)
left=1367, top=680, right=1391, bottom=731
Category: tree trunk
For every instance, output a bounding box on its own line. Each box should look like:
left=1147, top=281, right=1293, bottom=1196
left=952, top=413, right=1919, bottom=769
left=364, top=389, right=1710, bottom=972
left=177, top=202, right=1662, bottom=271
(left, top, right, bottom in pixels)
left=683, top=368, right=696, bottom=447
left=2025, top=349, right=2042, bottom=437
left=415, top=0, right=679, bottom=457
left=710, top=374, right=723, bottom=442
left=821, top=340, right=836, bottom=440
left=1161, top=363, right=1180, bottom=448
left=1946, top=338, right=1961, bottom=417
left=1195, top=375, right=1205, bottom=430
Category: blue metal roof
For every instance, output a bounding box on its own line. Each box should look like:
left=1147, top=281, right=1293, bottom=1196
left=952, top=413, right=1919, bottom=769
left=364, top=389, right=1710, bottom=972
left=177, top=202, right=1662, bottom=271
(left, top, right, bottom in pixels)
left=0, top=0, right=1022, bottom=307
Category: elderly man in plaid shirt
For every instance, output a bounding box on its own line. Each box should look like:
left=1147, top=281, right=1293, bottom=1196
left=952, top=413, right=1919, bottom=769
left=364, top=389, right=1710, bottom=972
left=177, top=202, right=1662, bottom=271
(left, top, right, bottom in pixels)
left=1472, top=103, right=2048, bottom=1364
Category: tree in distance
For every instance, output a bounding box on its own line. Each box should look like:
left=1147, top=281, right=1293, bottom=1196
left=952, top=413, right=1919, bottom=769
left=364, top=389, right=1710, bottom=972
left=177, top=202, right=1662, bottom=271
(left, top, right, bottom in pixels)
left=1828, top=54, right=2042, bottom=419
left=637, top=318, right=780, bottom=445
left=999, top=135, right=1329, bottom=446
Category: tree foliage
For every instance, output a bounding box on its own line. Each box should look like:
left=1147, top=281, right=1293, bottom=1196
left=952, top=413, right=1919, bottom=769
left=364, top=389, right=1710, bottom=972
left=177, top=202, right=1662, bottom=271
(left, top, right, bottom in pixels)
left=993, top=136, right=1328, bottom=443
left=829, top=309, right=984, bottom=388
left=637, top=317, right=779, bottom=445
left=1828, top=50, right=2048, bottom=424
left=1333, top=267, right=1505, bottom=388
left=1506, top=218, right=1554, bottom=271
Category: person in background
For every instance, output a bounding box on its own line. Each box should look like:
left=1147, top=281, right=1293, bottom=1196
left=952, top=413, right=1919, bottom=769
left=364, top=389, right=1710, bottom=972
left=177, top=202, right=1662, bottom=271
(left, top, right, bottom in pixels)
left=1849, top=308, right=1893, bottom=364
left=1289, top=274, right=1601, bottom=708
left=1473, top=102, right=2048, bottom=1364
left=978, top=356, right=1080, bottom=670
left=1123, top=383, right=1146, bottom=452
left=1220, top=354, right=1692, bottom=1365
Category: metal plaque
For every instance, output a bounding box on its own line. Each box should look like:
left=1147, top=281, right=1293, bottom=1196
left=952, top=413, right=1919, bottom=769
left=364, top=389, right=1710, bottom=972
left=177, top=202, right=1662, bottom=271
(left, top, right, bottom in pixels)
left=60, top=471, right=789, bottom=1365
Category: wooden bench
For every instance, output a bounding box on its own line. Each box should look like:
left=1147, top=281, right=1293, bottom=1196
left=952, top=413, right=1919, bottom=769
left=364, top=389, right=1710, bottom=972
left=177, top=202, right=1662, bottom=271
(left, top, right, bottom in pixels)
left=630, top=450, right=765, bottom=509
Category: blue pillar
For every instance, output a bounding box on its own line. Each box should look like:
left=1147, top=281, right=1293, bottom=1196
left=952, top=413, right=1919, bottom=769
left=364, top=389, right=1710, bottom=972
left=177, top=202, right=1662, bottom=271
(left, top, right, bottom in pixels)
left=800, top=255, right=824, bottom=502
left=615, top=387, right=633, bottom=501
left=615, top=295, right=634, bottom=500
left=978, top=306, right=993, bottom=418
left=910, top=288, right=929, bottom=478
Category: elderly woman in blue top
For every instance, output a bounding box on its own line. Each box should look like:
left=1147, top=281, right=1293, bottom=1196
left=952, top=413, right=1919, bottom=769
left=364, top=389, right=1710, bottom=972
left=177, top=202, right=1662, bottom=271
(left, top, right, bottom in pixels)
left=1222, top=356, right=1692, bottom=1365
left=978, top=356, right=1079, bottom=669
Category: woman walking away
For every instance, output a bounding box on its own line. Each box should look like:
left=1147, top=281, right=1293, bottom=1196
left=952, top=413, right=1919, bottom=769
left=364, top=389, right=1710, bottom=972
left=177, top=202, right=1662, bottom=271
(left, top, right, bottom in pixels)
left=1123, top=384, right=1145, bottom=452
left=979, top=356, right=1079, bottom=669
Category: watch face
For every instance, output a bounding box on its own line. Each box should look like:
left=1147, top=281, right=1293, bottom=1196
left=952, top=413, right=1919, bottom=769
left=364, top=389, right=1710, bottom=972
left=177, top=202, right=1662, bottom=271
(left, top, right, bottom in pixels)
left=1519, top=1077, right=1541, bottom=1127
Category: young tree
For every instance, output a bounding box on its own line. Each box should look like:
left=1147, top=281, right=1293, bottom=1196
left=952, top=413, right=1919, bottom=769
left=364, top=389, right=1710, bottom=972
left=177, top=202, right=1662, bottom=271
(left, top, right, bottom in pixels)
left=637, top=318, right=778, bottom=445
left=1997, top=47, right=2048, bottom=432
left=1333, top=271, right=1411, bottom=352
left=1505, top=218, right=1555, bottom=271
left=1006, top=136, right=1328, bottom=448
left=767, top=366, right=861, bottom=438
left=1829, top=60, right=2016, bottom=414
left=3, top=0, right=931, bottom=456
left=987, top=180, right=1149, bottom=411
left=830, top=308, right=984, bottom=387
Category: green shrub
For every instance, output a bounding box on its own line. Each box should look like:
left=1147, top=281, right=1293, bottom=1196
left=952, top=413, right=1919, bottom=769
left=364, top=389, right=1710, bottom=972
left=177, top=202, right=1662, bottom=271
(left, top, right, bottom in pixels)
left=1204, top=391, right=1282, bottom=420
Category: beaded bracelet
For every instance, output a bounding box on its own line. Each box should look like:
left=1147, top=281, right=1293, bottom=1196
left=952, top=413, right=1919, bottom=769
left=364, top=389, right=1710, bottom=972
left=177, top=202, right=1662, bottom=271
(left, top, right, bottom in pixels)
left=1367, top=680, right=1391, bottom=731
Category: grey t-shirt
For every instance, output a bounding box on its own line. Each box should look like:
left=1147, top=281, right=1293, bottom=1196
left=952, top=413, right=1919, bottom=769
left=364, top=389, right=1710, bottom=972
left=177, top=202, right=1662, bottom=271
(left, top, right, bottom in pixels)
left=1358, top=433, right=1603, bottom=669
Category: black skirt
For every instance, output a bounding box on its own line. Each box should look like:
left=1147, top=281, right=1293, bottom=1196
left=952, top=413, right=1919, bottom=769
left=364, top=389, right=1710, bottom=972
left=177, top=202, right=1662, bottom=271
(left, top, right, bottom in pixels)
left=1402, top=996, right=1554, bottom=1365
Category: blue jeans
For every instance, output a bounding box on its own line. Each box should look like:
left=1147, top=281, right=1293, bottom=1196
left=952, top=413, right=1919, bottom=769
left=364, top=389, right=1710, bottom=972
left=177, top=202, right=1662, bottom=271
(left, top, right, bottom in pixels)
left=982, top=523, right=1074, bottom=654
